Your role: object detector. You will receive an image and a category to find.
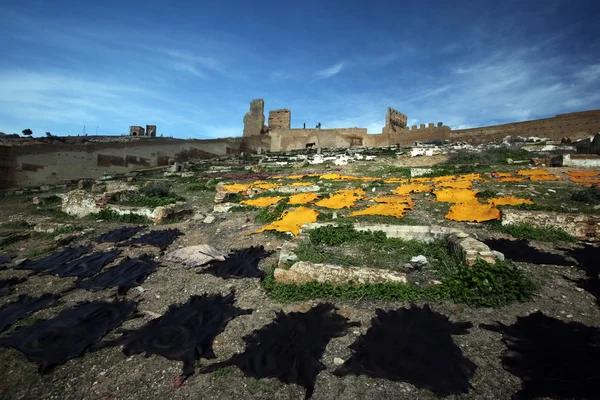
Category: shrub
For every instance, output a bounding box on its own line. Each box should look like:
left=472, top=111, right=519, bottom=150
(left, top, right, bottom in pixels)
left=571, top=187, right=600, bottom=204
left=445, top=259, right=535, bottom=307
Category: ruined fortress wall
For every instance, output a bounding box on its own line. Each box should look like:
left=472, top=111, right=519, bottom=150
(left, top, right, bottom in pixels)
left=269, top=128, right=369, bottom=151
left=0, top=138, right=244, bottom=189
left=451, top=110, right=600, bottom=144
left=268, top=109, right=291, bottom=129
left=243, top=99, right=265, bottom=137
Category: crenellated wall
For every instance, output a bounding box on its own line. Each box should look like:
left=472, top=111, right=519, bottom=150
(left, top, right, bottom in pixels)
left=451, top=110, right=600, bottom=144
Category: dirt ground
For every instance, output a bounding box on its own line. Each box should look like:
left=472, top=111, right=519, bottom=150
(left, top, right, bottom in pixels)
left=1, top=150, right=599, bottom=400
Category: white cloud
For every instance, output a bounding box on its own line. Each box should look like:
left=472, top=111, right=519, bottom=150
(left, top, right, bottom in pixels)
left=314, top=62, right=346, bottom=80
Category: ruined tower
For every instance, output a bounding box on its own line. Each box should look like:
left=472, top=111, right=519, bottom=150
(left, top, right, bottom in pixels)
left=268, top=109, right=291, bottom=130
left=243, top=99, right=266, bottom=136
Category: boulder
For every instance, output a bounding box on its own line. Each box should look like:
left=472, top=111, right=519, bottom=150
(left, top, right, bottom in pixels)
left=61, top=190, right=102, bottom=217
left=165, top=245, right=225, bottom=267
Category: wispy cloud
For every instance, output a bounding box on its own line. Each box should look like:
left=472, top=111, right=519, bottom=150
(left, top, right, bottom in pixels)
left=314, top=62, right=346, bottom=80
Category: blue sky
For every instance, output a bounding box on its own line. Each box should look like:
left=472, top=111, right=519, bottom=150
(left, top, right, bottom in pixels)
left=0, top=0, right=599, bottom=138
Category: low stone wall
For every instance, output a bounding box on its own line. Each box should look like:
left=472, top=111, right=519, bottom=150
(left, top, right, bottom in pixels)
left=502, top=209, right=600, bottom=241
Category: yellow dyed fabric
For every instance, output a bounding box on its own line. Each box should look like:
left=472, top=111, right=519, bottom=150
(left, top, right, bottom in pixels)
left=445, top=202, right=501, bottom=222
left=384, top=177, right=409, bottom=183
left=240, top=197, right=283, bottom=207
left=290, top=182, right=314, bottom=186
left=517, top=169, right=551, bottom=176
left=319, top=173, right=356, bottom=181
left=435, top=180, right=473, bottom=189
left=434, top=189, right=479, bottom=203
left=349, top=203, right=409, bottom=219
left=411, top=177, right=435, bottom=183
left=222, top=183, right=251, bottom=193
left=393, top=183, right=432, bottom=195
left=494, top=172, right=513, bottom=178
left=529, top=175, right=561, bottom=181
left=566, top=171, right=600, bottom=178
left=373, top=196, right=414, bottom=209
left=500, top=177, right=525, bottom=182
left=487, top=196, right=533, bottom=206
left=286, top=175, right=305, bottom=179
left=315, top=189, right=366, bottom=209
left=255, top=207, right=319, bottom=236
left=288, top=192, right=320, bottom=205
left=458, top=173, right=484, bottom=181
left=250, top=181, right=280, bottom=190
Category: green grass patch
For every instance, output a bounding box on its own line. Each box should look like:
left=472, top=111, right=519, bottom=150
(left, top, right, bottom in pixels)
left=265, top=224, right=536, bottom=307
left=212, top=367, right=231, bottom=378
left=446, top=148, right=531, bottom=165
left=488, top=221, right=575, bottom=242
left=0, top=220, right=33, bottom=229
left=476, top=189, right=497, bottom=200
left=571, top=186, right=600, bottom=204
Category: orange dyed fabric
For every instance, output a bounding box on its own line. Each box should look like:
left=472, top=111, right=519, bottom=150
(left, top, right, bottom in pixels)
left=445, top=202, right=501, bottom=222
left=517, top=169, right=551, bottom=176
left=529, top=175, right=561, bottom=181
left=255, top=207, right=320, bottom=236
left=288, top=192, right=320, bottom=205
left=570, top=177, right=600, bottom=184
left=315, top=189, right=366, bottom=209
left=500, top=177, right=525, bottom=182
left=566, top=171, right=600, bottom=178
left=487, top=196, right=533, bottom=206
left=434, top=189, right=479, bottom=203
left=384, top=177, right=409, bottom=184
left=393, top=183, right=433, bottom=195
left=349, top=203, right=409, bottom=219
left=494, top=172, right=513, bottom=178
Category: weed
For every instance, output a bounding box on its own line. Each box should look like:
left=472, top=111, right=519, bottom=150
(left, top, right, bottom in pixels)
left=344, top=214, right=419, bottom=225
left=509, top=203, right=564, bottom=212
left=476, top=189, right=497, bottom=200
left=308, top=224, right=386, bottom=246
left=571, top=186, right=600, bottom=204
left=42, top=195, right=62, bottom=205
left=229, top=205, right=251, bottom=213
left=212, top=367, right=231, bottom=378
left=316, top=212, right=334, bottom=222
left=25, top=248, right=48, bottom=258
left=142, top=182, right=173, bottom=198
left=228, top=193, right=244, bottom=203
left=0, top=233, right=31, bottom=246
left=445, top=259, right=535, bottom=307
left=488, top=221, right=575, bottom=243
left=185, top=178, right=220, bottom=192
left=254, top=200, right=291, bottom=223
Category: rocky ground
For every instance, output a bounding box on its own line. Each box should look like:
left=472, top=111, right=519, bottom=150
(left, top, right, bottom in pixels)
left=1, top=145, right=599, bottom=400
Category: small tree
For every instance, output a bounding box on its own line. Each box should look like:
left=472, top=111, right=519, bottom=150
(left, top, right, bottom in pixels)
left=45, top=132, right=52, bottom=137
left=22, top=129, right=33, bottom=136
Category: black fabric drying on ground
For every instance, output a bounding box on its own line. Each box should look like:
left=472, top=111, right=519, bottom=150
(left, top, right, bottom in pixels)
left=200, top=303, right=358, bottom=399
left=96, top=226, right=146, bottom=243
left=334, top=304, right=476, bottom=397
left=0, top=256, right=13, bottom=265
left=200, top=246, right=272, bottom=279
left=562, top=244, right=600, bottom=305
left=481, top=311, right=600, bottom=400
left=0, top=277, right=27, bottom=297
left=77, top=254, right=158, bottom=293
left=0, top=300, right=137, bottom=373
left=95, top=292, right=251, bottom=383
left=40, top=250, right=121, bottom=280
left=482, top=238, right=572, bottom=265
left=15, top=245, right=93, bottom=272
left=125, top=229, right=182, bottom=250
left=0, top=294, right=61, bottom=332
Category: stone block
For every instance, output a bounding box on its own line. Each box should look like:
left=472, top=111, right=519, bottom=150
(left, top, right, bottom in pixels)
left=274, top=261, right=408, bottom=285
